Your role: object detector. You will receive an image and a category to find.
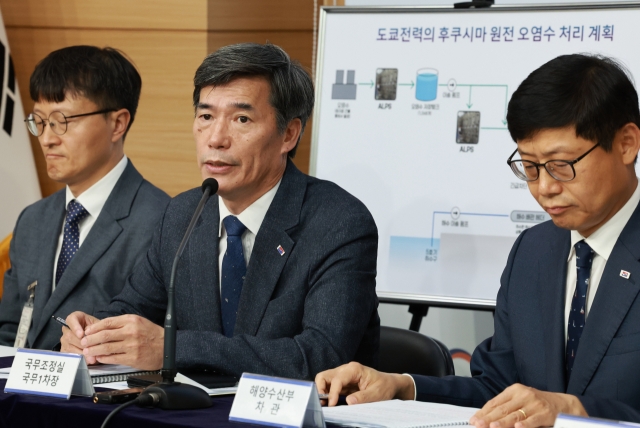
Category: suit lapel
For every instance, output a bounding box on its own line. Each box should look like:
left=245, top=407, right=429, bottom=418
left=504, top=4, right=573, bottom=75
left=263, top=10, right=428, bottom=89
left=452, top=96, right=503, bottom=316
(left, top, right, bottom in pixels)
left=28, top=192, right=66, bottom=346
left=538, top=228, right=571, bottom=392
left=234, top=161, right=306, bottom=336
left=567, top=213, right=640, bottom=395
left=188, top=195, right=222, bottom=332
left=30, top=162, right=143, bottom=342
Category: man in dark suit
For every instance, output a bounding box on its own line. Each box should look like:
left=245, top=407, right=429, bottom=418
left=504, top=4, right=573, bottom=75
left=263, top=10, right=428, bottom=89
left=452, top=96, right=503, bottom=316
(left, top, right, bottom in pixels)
left=0, top=46, right=170, bottom=350
left=316, top=54, right=640, bottom=425
left=61, top=43, right=379, bottom=380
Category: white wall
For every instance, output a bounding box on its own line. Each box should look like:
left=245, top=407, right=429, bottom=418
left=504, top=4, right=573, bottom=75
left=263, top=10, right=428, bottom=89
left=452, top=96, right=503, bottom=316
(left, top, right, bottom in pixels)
left=346, top=0, right=612, bottom=5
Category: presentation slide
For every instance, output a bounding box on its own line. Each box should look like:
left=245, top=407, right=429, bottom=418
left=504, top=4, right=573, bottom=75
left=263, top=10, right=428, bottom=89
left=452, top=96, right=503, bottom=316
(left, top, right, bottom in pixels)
left=311, top=4, right=640, bottom=306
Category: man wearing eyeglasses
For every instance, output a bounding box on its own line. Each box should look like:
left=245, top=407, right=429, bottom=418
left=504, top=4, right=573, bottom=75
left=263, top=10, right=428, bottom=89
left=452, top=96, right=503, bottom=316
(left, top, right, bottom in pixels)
left=316, top=54, right=640, bottom=425
left=0, top=46, right=169, bottom=350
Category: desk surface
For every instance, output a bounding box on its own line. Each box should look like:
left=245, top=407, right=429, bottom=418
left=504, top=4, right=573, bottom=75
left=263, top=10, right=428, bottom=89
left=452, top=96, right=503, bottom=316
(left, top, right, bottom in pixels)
left=0, top=378, right=259, bottom=428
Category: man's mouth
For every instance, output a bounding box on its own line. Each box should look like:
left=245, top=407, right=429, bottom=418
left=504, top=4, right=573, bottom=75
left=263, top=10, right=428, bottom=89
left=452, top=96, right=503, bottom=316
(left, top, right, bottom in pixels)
left=543, top=205, right=570, bottom=215
left=204, top=160, right=235, bottom=173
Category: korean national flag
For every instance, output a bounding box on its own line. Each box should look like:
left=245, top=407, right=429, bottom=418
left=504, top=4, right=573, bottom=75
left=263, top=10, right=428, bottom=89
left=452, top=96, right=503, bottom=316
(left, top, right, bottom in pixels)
left=0, top=8, right=41, bottom=239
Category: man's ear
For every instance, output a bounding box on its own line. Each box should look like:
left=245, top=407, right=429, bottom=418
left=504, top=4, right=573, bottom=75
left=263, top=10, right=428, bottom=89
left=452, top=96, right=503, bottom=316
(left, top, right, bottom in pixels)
left=616, top=122, right=640, bottom=166
left=280, top=118, right=302, bottom=155
left=110, top=108, right=131, bottom=143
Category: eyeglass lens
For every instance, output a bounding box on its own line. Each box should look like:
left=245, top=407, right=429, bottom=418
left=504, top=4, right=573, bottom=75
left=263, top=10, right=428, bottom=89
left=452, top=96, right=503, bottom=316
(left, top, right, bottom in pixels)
left=25, top=111, right=67, bottom=137
left=510, top=160, right=575, bottom=182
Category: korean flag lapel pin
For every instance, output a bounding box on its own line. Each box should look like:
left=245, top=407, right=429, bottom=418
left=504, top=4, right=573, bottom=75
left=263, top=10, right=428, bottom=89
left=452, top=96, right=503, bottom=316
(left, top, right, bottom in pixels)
left=276, top=245, right=285, bottom=256
left=620, top=270, right=631, bottom=280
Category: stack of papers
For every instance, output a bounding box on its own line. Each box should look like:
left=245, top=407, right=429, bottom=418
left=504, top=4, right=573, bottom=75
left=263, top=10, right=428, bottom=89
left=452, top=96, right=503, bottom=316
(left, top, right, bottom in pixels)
left=322, top=400, right=478, bottom=428
left=0, top=346, right=17, bottom=380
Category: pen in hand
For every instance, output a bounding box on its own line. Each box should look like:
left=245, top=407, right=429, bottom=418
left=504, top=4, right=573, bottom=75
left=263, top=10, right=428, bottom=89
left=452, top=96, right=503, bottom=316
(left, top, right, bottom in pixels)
left=53, top=315, right=86, bottom=342
left=52, top=315, right=70, bottom=330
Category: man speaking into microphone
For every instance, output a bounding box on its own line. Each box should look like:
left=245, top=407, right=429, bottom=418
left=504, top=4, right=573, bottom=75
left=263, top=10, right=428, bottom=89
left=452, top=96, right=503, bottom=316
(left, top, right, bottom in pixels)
left=60, top=43, right=380, bottom=380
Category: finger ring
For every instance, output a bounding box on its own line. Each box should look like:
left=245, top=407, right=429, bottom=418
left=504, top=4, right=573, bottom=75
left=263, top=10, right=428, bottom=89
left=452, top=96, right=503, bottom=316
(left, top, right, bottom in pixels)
left=518, top=409, right=527, bottom=420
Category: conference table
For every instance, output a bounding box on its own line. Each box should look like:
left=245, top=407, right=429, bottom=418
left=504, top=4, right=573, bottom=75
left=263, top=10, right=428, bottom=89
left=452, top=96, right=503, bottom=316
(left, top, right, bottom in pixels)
left=0, top=378, right=262, bottom=428
left=0, top=353, right=268, bottom=428
left=0, top=350, right=340, bottom=428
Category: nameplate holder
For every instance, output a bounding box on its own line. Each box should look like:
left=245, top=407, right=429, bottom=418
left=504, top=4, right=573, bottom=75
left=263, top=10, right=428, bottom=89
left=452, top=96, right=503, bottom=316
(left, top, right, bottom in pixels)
left=229, top=373, right=325, bottom=428
left=554, top=413, right=639, bottom=428
left=4, top=349, right=95, bottom=399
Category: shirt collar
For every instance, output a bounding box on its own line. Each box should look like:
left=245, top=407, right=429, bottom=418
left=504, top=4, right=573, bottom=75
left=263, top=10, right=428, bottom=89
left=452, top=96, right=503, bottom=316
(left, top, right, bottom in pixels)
left=65, top=155, right=128, bottom=218
left=568, top=179, right=640, bottom=262
left=218, top=178, right=282, bottom=237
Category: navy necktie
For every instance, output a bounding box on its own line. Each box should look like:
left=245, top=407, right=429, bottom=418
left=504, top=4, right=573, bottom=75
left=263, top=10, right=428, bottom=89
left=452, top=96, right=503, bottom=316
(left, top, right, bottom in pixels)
left=566, top=240, right=594, bottom=379
left=55, top=200, right=89, bottom=285
left=221, top=215, right=247, bottom=337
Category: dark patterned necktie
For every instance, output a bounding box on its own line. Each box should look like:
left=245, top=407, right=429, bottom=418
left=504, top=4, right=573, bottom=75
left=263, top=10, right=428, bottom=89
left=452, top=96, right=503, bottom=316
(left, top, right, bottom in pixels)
left=221, top=215, right=247, bottom=337
left=566, top=240, right=594, bottom=380
left=55, top=200, right=89, bottom=285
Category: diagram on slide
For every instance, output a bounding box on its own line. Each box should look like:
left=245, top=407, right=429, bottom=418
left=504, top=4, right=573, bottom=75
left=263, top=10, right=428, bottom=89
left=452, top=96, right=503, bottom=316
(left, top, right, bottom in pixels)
left=389, top=207, right=549, bottom=265
left=331, top=70, right=357, bottom=100
left=375, top=68, right=398, bottom=100
left=330, top=67, right=510, bottom=146
left=456, top=111, right=481, bottom=144
left=443, top=79, right=508, bottom=127
left=416, top=68, right=438, bottom=101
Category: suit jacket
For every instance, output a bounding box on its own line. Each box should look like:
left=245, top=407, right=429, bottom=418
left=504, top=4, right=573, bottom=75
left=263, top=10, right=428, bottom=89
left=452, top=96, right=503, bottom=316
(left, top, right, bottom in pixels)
left=413, top=201, right=640, bottom=422
left=99, top=160, right=380, bottom=380
left=0, top=161, right=170, bottom=350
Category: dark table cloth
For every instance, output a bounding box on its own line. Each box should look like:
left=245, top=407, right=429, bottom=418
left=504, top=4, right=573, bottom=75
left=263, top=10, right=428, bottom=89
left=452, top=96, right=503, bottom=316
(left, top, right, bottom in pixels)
left=0, top=356, right=340, bottom=428
left=0, top=378, right=252, bottom=428
left=0, top=356, right=262, bottom=428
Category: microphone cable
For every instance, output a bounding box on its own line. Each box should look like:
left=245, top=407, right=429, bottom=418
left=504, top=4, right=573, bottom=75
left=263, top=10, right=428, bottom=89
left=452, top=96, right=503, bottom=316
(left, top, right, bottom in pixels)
left=100, top=392, right=158, bottom=428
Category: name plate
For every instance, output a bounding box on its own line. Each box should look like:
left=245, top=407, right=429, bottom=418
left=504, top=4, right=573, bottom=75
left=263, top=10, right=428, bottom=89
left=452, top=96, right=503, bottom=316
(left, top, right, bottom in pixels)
left=555, top=414, right=640, bottom=428
left=229, top=373, right=325, bottom=428
left=4, top=349, right=94, bottom=399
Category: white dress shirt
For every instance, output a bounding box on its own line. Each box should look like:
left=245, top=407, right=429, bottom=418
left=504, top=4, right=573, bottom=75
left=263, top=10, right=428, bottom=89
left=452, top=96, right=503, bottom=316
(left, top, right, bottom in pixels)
left=564, top=180, right=640, bottom=342
left=218, top=179, right=282, bottom=290
left=52, top=155, right=128, bottom=291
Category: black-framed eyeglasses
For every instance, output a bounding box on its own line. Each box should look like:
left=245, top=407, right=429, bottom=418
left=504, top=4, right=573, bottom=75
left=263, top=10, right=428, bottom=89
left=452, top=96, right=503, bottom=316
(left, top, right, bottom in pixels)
left=506, top=143, right=600, bottom=182
left=24, top=109, right=116, bottom=137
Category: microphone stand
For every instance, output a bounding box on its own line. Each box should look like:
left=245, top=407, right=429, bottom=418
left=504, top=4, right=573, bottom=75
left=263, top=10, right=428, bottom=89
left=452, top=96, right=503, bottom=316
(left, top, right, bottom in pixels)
left=140, top=178, right=218, bottom=410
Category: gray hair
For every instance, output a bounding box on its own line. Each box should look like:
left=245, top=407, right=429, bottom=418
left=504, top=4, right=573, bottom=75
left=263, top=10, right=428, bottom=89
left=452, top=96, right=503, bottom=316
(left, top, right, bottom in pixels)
left=193, top=43, right=314, bottom=158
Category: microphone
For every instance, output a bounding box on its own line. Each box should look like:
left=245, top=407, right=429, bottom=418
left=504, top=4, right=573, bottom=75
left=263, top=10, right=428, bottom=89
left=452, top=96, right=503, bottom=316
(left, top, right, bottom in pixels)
left=140, top=178, right=218, bottom=410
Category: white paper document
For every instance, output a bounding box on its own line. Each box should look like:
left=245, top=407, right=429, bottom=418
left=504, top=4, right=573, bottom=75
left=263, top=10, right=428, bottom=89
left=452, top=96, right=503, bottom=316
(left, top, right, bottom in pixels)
left=322, top=400, right=478, bottom=428
left=0, top=345, right=17, bottom=358
left=97, top=381, right=130, bottom=390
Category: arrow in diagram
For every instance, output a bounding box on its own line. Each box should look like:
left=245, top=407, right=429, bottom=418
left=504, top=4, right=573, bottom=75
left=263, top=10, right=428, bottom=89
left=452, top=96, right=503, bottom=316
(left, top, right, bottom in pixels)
left=440, top=82, right=509, bottom=126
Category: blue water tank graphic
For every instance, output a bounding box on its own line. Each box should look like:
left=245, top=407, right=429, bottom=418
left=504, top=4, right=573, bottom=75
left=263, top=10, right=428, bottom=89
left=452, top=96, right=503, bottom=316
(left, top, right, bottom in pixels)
left=416, top=68, right=438, bottom=101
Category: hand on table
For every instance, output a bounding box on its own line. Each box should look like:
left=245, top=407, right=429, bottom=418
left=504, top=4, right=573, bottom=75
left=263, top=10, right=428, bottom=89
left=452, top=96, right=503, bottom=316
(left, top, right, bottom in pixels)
left=78, top=314, right=164, bottom=370
left=469, top=384, right=587, bottom=428
left=315, top=362, right=415, bottom=407
left=61, top=311, right=100, bottom=362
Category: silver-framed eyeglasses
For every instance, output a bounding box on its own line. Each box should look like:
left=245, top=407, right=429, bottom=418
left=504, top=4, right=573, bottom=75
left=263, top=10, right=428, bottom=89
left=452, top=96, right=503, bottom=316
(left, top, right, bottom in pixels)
left=24, top=109, right=116, bottom=137
left=506, top=143, right=600, bottom=182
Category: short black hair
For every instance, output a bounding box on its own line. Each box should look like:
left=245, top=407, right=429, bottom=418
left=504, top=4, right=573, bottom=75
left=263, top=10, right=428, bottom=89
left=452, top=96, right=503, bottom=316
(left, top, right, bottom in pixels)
left=29, top=45, right=142, bottom=139
left=507, top=54, right=640, bottom=151
left=193, top=43, right=314, bottom=158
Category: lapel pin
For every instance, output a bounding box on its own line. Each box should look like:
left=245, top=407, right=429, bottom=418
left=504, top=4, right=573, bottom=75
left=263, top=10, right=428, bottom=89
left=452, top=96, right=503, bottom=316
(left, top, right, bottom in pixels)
left=276, top=245, right=285, bottom=256
left=620, top=270, right=631, bottom=279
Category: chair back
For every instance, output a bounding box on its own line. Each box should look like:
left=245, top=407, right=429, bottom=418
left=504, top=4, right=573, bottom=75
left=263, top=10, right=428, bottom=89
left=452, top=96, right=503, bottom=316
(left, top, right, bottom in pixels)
left=379, top=326, right=455, bottom=377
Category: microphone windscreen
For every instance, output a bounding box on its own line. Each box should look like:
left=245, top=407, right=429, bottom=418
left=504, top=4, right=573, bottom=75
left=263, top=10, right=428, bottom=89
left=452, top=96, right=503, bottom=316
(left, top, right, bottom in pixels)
left=201, top=178, right=219, bottom=195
